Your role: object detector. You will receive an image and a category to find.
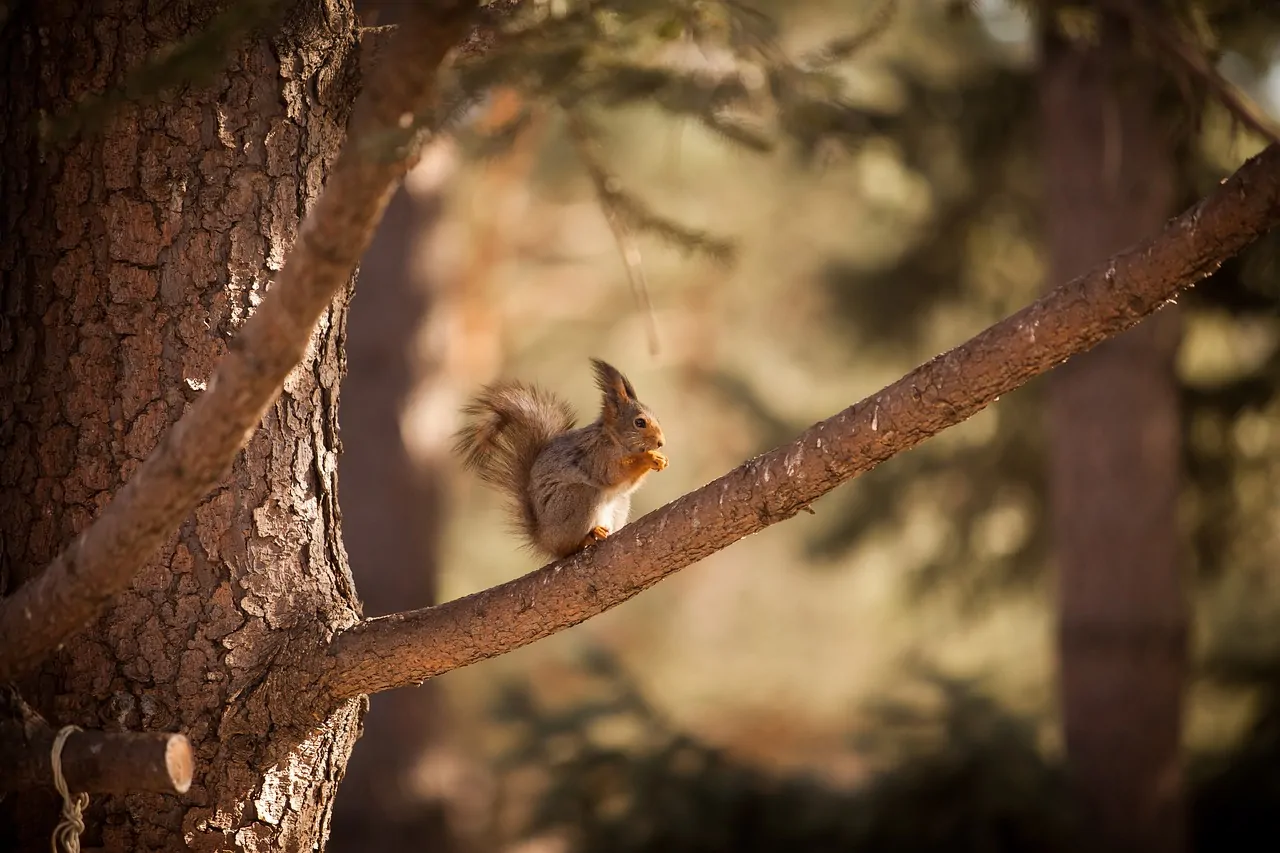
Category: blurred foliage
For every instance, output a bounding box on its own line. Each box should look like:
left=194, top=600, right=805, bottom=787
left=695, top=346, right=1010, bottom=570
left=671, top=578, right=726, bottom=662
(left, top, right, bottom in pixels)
left=493, top=647, right=1073, bottom=853
left=450, top=0, right=896, bottom=158
left=450, top=2, right=1280, bottom=842
left=439, top=0, right=1057, bottom=607
left=492, top=648, right=1280, bottom=852
left=439, top=0, right=1280, bottom=783
left=805, top=385, right=1047, bottom=608
left=442, top=0, right=903, bottom=263
left=775, top=0, right=1280, bottom=610
left=1192, top=681, right=1280, bottom=852
left=450, top=0, right=1280, bottom=615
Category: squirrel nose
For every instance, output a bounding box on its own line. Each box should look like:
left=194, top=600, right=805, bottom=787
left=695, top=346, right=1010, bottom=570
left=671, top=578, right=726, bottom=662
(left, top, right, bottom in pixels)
left=655, top=438, right=665, bottom=448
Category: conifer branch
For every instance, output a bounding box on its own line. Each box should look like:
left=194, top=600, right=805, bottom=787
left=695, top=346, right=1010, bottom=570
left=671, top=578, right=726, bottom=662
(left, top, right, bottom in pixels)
left=1099, top=0, right=1280, bottom=146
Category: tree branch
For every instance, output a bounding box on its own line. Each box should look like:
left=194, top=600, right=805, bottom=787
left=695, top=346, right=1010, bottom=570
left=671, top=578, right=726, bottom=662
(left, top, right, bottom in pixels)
left=0, top=722, right=192, bottom=795
left=0, top=1, right=482, bottom=682
left=319, top=143, right=1280, bottom=703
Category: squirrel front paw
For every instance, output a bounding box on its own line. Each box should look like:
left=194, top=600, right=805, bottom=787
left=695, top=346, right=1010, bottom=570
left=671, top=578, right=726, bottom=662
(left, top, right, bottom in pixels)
left=644, top=449, right=669, bottom=471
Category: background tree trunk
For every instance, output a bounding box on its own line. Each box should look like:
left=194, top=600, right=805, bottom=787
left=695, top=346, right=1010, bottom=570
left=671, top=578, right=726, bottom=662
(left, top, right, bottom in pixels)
left=0, top=1, right=364, bottom=849
left=328, top=146, right=474, bottom=851
left=1041, top=10, right=1188, bottom=853
left=325, top=2, right=486, bottom=848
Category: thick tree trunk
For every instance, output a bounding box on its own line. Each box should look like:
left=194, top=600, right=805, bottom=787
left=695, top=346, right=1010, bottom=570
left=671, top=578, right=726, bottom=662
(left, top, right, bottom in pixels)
left=1041, top=11, right=1188, bottom=853
left=0, top=1, right=363, bottom=849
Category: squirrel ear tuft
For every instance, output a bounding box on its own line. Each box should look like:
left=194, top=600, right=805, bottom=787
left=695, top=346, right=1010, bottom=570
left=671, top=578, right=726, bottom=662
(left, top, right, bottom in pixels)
left=591, top=359, right=637, bottom=413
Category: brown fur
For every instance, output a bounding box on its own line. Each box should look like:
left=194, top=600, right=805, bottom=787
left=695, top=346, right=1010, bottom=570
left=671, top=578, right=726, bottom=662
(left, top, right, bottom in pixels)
left=454, top=360, right=667, bottom=559
left=453, top=381, right=578, bottom=541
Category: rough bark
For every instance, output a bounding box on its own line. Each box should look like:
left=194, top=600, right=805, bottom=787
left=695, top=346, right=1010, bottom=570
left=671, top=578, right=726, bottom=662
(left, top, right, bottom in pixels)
left=0, top=0, right=478, bottom=685
left=307, top=142, right=1280, bottom=705
left=1041, top=12, right=1188, bottom=853
left=0, top=0, right=471, bottom=848
left=0, top=0, right=360, bottom=846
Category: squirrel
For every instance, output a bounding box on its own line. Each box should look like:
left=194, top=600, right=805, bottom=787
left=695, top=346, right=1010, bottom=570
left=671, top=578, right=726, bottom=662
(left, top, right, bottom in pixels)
left=453, top=359, right=668, bottom=559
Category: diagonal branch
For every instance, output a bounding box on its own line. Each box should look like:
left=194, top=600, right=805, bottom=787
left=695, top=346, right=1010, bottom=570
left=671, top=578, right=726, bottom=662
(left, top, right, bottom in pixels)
left=318, top=143, right=1280, bottom=703
left=0, top=1, right=483, bottom=682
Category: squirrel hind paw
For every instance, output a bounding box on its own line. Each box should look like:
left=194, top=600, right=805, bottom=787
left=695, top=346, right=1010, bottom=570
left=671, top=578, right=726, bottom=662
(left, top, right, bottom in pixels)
left=579, top=526, right=611, bottom=551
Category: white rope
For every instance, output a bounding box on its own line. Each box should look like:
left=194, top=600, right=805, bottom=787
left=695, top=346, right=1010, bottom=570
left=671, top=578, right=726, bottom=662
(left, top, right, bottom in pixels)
left=50, top=725, right=87, bottom=853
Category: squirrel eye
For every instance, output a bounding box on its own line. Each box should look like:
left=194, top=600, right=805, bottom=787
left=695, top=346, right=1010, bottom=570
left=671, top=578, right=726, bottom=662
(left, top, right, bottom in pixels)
left=633, top=417, right=647, bottom=429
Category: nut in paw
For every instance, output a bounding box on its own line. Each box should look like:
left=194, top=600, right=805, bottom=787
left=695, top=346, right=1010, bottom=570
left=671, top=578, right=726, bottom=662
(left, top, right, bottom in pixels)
left=645, top=449, right=669, bottom=471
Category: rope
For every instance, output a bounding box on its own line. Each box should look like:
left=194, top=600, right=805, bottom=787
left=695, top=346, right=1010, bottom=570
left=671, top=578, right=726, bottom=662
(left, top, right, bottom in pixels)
left=50, top=725, right=87, bottom=853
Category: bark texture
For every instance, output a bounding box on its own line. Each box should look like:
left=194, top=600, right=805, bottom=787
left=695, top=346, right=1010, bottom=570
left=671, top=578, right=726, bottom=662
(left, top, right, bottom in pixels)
left=1041, top=13, right=1187, bottom=853
left=0, top=0, right=478, bottom=684
left=0, top=0, right=364, bottom=848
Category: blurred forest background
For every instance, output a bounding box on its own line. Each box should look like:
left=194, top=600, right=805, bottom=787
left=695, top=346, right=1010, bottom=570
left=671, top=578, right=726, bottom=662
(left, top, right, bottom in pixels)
left=332, top=1, right=1280, bottom=851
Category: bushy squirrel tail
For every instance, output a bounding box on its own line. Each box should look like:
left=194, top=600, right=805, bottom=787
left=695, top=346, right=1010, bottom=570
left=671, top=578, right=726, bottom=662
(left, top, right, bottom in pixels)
left=454, top=380, right=578, bottom=535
